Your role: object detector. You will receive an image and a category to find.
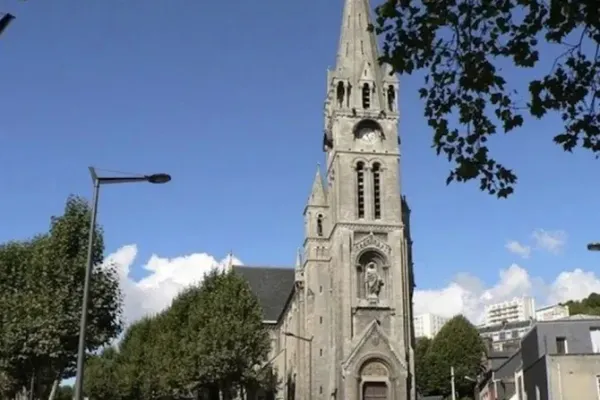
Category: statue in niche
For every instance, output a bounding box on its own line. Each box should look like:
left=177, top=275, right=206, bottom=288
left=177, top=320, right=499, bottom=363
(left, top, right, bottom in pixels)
left=364, top=262, right=384, bottom=300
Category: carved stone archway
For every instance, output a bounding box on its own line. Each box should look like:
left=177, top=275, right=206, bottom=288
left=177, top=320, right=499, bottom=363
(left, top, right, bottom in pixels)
left=358, top=359, right=392, bottom=400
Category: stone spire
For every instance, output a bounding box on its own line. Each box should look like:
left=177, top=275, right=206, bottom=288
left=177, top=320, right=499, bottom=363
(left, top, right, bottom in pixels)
left=334, top=0, right=381, bottom=81
left=323, top=0, right=399, bottom=151
left=307, top=165, right=327, bottom=206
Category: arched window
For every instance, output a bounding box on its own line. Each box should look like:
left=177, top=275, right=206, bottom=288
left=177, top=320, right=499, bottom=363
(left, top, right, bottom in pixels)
left=356, top=162, right=365, bottom=218
left=316, top=214, right=324, bottom=237
left=346, top=83, right=352, bottom=107
left=336, top=81, right=345, bottom=108
left=387, top=85, right=396, bottom=111
left=372, top=163, right=381, bottom=219
left=362, top=83, right=370, bottom=109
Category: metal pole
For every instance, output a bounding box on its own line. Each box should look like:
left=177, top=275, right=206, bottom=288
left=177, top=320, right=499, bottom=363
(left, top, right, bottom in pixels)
left=73, top=178, right=100, bottom=400
left=28, top=369, right=34, bottom=400
left=450, top=366, right=456, bottom=400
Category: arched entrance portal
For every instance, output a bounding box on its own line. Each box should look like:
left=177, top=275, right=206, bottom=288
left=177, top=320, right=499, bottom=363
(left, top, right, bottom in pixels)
left=360, top=360, right=390, bottom=400
left=362, top=381, right=388, bottom=400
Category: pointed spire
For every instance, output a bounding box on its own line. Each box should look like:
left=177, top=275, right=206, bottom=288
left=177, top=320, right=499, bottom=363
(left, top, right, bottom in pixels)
left=295, top=248, right=303, bottom=269
left=308, top=164, right=327, bottom=206
left=226, top=250, right=234, bottom=272
left=335, top=0, right=380, bottom=80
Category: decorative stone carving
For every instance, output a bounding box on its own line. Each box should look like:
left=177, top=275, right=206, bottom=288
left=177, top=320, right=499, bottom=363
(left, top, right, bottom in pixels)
left=361, top=361, right=388, bottom=377
left=365, top=262, right=384, bottom=301
left=353, top=232, right=392, bottom=255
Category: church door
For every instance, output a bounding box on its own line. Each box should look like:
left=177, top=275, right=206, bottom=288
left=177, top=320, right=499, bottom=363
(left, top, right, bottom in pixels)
left=362, top=381, right=388, bottom=400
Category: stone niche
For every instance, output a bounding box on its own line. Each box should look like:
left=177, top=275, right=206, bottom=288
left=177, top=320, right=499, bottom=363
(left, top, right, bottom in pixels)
left=352, top=232, right=393, bottom=308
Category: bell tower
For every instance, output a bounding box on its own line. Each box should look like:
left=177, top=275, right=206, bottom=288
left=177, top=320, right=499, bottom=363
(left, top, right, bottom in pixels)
left=317, top=0, right=416, bottom=399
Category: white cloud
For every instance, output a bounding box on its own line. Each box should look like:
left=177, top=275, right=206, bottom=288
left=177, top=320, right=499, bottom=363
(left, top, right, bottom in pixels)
left=103, top=245, right=242, bottom=326
left=104, top=244, right=599, bottom=330
left=505, top=241, right=531, bottom=259
left=413, top=263, right=600, bottom=324
left=532, top=229, right=567, bottom=254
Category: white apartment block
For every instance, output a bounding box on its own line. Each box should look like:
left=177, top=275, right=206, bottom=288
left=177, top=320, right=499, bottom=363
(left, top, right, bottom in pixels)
left=535, top=303, right=570, bottom=321
left=413, top=313, right=450, bottom=339
left=484, top=296, right=536, bottom=326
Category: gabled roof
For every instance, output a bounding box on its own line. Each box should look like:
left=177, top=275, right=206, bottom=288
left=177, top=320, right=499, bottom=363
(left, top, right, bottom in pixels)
left=233, top=265, right=295, bottom=322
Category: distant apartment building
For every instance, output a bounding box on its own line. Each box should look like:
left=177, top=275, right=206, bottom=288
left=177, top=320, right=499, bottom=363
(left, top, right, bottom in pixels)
left=413, top=313, right=450, bottom=339
left=484, top=296, right=536, bottom=326
left=535, top=303, right=570, bottom=321
left=478, top=319, right=535, bottom=352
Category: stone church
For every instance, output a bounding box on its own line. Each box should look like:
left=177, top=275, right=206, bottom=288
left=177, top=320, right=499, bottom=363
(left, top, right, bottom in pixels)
left=233, top=0, right=416, bottom=399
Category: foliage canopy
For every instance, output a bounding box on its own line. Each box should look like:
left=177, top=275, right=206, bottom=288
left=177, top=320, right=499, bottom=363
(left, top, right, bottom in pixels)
left=373, top=0, right=600, bottom=197
left=563, top=292, right=600, bottom=316
left=84, top=268, right=273, bottom=400
left=0, top=195, right=123, bottom=399
left=419, top=315, right=485, bottom=397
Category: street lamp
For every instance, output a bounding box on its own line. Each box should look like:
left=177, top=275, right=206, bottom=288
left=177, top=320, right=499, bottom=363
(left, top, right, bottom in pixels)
left=73, top=167, right=171, bottom=400
left=0, top=12, right=15, bottom=36
left=283, top=332, right=313, bottom=400
left=587, top=242, right=600, bottom=251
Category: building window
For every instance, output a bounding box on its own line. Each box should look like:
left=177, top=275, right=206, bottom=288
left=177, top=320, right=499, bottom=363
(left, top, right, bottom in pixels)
left=591, top=328, right=600, bottom=353
left=372, top=163, right=381, bottom=219
left=316, top=214, right=324, bottom=237
left=556, top=336, right=567, bottom=354
left=320, top=386, right=323, bottom=394
left=336, top=81, right=345, bottom=108
left=517, top=376, right=523, bottom=400
left=320, top=348, right=323, bottom=356
left=356, top=162, right=365, bottom=218
left=499, top=332, right=506, bottom=340
left=319, top=285, right=323, bottom=293
left=362, top=83, right=370, bottom=109
left=319, top=316, right=323, bottom=324
left=596, top=375, right=600, bottom=399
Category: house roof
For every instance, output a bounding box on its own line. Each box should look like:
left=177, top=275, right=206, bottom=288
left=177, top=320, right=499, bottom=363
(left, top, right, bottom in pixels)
left=233, top=265, right=295, bottom=322
left=558, top=314, right=600, bottom=321
left=478, top=319, right=534, bottom=333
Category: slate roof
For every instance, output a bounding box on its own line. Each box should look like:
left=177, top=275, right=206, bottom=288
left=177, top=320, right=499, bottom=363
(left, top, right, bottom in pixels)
left=233, top=265, right=295, bottom=322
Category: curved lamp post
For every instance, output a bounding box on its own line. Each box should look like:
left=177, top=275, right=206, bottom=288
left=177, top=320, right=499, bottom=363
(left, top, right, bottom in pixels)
left=73, top=167, right=171, bottom=400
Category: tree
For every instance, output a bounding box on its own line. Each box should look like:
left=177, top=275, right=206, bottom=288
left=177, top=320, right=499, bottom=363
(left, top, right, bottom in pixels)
left=83, top=347, right=123, bottom=400
left=54, top=385, right=74, bottom=400
left=84, top=268, right=272, bottom=400
left=373, top=0, right=600, bottom=197
left=563, top=292, right=600, bottom=316
left=0, top=12, right=16, bottom=36
left=414, top=337, right=433, bottom=395
left=425, top=315, right=485, bottom=398
left=176, top=269, right=272, bottom=398
left=0, top=195, right=123, bottom=398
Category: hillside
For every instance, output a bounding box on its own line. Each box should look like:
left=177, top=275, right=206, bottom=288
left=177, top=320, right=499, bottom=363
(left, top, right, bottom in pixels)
left=562, top=292, right=600, bottom=316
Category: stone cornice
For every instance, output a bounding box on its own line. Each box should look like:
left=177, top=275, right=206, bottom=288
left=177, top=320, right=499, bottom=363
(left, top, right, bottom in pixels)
left=332, top=222, right=404, bottom=234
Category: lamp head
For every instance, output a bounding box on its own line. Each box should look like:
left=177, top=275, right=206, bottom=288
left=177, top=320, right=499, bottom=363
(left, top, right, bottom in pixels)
left=146, top=173, right=171, bottom=184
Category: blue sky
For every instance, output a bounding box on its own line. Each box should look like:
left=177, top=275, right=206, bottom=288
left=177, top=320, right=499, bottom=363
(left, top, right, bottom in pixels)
left=1, top=0, right=599, bottom=323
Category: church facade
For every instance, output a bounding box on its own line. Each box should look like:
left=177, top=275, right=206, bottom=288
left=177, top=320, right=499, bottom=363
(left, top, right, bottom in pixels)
left=233, top=0, right=416, bottom=399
